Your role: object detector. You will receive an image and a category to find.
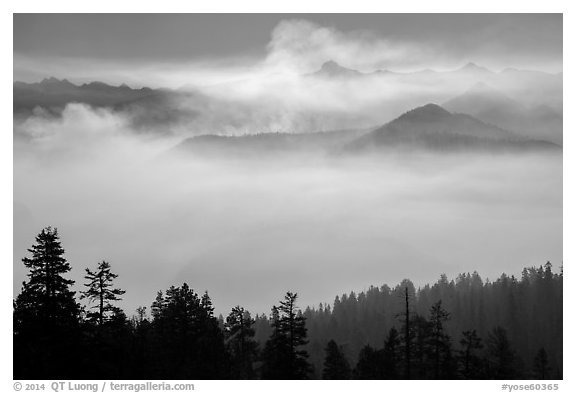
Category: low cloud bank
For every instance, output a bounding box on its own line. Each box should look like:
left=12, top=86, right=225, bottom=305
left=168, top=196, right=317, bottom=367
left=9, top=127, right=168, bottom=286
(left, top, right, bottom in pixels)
left=13, top=105, right=562, bottom=315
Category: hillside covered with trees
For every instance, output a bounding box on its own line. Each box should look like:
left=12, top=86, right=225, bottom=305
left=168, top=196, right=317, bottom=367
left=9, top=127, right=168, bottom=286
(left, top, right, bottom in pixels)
left=14, top=227, right=562, bottom=380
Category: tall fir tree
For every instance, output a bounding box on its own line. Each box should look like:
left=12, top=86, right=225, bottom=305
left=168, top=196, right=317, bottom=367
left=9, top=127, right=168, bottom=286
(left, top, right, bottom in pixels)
left=13, top=227, right=80, bottom=378
left=260, top=306, right=291, bottom=379
left=14, top=227, right=79, bottom=328
left=261, top=292, right=312, bottom=379
left=225, top=306, right=259, bottom=379
left=149, top=284, right=228, bottom=379
left=81, top=260, right=125, bottom=325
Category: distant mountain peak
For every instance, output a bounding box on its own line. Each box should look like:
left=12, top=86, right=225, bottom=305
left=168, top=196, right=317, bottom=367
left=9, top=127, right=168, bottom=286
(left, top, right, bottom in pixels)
left=320, top=60, right=345, bottom=71
left=340, top=102, right=558, bottom=153
left=464, top=61, right=481, bottom=68
left=313, top=60, right=362, bottom=77
left=36, top=77, right=77, bottom=90
left=40, top=77, right=74, bottom=86
left=40, top=76, right=60, bottom=84
left=397, top=103, right=452, bottom=122
left=82, top=81, right=110, bottom=88
left=458, top=62, right=492, bottom=73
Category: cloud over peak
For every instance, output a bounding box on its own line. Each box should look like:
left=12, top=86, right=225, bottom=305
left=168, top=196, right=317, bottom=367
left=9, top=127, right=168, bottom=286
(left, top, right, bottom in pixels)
left=264, top=19, right=427, bottom=74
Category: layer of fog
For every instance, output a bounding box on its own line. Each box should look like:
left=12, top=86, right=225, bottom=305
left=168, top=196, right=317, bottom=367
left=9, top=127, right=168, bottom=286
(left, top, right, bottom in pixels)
left=183, top=70, right=562, bottom=137
left=13, top=105, right=562, bottom=316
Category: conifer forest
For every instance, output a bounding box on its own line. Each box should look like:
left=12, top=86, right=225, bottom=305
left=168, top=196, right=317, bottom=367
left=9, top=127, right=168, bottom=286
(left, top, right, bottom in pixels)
left=13, top=227, right=562, bottom=380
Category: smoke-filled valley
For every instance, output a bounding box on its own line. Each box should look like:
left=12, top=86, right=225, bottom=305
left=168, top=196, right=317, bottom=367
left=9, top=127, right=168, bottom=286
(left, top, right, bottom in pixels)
left=13, top=14, right=562, bottom=380
left=13, top=100, right=562, bottom=316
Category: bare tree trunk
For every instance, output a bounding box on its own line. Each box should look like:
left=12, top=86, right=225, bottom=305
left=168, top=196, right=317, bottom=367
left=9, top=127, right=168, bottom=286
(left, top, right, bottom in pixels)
left=99, top=274, right=104, bottom=325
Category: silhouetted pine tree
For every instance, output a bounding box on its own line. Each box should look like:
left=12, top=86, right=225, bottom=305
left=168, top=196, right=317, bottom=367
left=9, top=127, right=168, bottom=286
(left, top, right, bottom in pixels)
left=260, top=306, right=291, bottom=378
left=322, top=339, right=351, bottom=379
left=13, top=227, right=81, bottom=379
left=225, top=306, right=259, bottom=379
left=11, top=225, right=562, bottom=382
left=79, top=259, right=130, bottom=379
left=150, top=284, right=228, bottom=379
left=196, top=291, right=230, bottom=378
left=261, top=292, right=312, bottom=379
left=81, top=260, right=125, bottom=325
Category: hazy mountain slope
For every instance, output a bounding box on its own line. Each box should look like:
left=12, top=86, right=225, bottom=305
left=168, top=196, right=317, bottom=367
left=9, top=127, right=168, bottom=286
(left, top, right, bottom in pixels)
left=308, top=60, right=365, bottom=78
left=112, top=89, right=206, bottom=132
left=13, top=78, right=158, bottom=116
left=14, top=63, right=562, bottom=143
left=444, top=83, right=563, bottom=145
left=172, top=103, right=559, bottom=160
left=172, top=128, right=372, bottom=159
left=444, top=82, right=523, bottom=114
left=344, top=103, right=560, bottom=153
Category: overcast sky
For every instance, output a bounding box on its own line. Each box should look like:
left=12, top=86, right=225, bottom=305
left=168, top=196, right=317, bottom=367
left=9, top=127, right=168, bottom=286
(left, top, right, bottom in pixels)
left=14, top=14, right=562, bottom=86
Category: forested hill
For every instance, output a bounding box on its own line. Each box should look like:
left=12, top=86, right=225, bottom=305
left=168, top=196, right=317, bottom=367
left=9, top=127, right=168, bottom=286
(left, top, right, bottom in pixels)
left=14, top=227, right=562, bottom=380
left=253, top=264, right=563, bottom=379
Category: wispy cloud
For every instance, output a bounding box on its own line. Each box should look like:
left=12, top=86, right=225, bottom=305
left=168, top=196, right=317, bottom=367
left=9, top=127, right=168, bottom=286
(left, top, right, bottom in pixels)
left=13, top=17, right=562, bottom=89
left=263, top=19, right=433, bottom=73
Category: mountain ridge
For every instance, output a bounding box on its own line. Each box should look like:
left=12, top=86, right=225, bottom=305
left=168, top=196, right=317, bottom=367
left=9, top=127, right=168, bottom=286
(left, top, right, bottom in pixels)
left=172, top=103, right=560, bottom=158
left=342, top=103, right=559, bottom=153
left=308, top=60, right=559, bottom=78
left=13, top=77, right=159, bottom=116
